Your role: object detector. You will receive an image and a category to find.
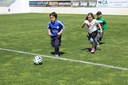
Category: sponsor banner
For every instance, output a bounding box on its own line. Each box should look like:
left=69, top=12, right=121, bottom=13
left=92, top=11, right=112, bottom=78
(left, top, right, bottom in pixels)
left=58, top=1, right=71, bottom=7
left=29, top=1, right=48, bottom=7
left=108, top=0, right=128, bottom=8
left=96, top=0, right=108, bottom=7
left=71, top=0, right=97, bottom=7
left=48, top=1, right=58, bottom=7
left=29, top=0, right=97, bottom=7
left=29, top=0, right=128, bottom=8
left=97, top=0, right=128, bottom=8
left=29, top=1, right=71, bottom=7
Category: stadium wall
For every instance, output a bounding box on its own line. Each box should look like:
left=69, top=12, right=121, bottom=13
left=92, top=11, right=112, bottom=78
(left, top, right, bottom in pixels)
left=29, top=7, right=128, bottom=15
left=0, top=0, right=128, bottom=15
left=0, top=7, right=8, bottom=14
left=0, top=7, right=128, bottom=15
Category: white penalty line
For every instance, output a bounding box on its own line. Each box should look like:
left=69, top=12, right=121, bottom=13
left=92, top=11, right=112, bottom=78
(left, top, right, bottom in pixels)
left=0, top=48, right=128, bottom=71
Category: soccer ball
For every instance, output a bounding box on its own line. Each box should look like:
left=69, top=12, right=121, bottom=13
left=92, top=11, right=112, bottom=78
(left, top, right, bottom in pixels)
left=33, top=56, right=43, bottom=65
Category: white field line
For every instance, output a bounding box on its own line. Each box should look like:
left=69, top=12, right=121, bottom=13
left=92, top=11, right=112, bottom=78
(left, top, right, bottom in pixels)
left=0, top=48, right=128, bottom=71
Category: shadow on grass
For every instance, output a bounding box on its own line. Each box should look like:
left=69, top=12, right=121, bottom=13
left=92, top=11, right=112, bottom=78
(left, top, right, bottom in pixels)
left=34, top=62, right=43, bottom=66
left=51, top=52, right=65, bottom=55
left=82, top=48, right=91, bottom=52
left=82, top=47, right=101, bottom=52
left=99, top=42, right=105, bottom=45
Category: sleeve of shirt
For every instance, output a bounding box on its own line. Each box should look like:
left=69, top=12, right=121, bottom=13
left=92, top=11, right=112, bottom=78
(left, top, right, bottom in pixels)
left=84, top=20, right=88, bottom=24
left=59, top=21, right=65, bottom=30
left=95, top=19, right=99, bottom=25
left=47, top=22, right=51, bottom=29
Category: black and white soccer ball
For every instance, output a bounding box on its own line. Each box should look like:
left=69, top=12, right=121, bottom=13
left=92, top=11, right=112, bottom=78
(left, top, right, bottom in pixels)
left=33, top=56, right=43, bottom=65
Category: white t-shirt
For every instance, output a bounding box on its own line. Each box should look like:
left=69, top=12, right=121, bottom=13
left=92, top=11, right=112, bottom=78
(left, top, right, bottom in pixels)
left=84, top=19, right=98, bottom=33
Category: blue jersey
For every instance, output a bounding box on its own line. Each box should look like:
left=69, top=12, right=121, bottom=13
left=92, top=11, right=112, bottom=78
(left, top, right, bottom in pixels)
left=48, top=20, right=64, bottom=36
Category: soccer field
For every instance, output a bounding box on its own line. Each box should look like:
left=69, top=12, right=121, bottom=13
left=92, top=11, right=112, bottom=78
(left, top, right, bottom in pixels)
left=0, top=13, right=128, bottom=85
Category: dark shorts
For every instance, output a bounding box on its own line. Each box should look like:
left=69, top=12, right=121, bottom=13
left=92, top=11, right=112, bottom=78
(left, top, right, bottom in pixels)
left=51, top=35, right=62, bottom=47
left=88, top=30, right=98, bottom=39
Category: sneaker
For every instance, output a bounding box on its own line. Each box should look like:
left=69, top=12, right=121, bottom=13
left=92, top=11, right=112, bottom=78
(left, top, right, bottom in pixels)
left=55, top=54, right=59, bottom=57
left=91, top=48, right=95, bottom=53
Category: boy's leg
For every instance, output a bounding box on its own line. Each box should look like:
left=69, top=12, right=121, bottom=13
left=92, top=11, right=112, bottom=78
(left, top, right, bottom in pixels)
left=99, top=32, right=104, bottom=41
left=54, top=36, right=61, bottom=56
left=51, top=36, right=55, bottom=47
left=96, top=32, right=100, bottom=42
left=58, top=35, right=62, bottom=46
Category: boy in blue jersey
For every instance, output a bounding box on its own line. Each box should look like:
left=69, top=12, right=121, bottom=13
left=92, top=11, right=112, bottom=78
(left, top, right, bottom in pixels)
left=48, top=12, right=64, bottom=57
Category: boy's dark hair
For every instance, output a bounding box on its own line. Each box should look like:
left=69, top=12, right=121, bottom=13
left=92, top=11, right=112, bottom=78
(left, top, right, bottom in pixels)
left=49, top=12, right=57, bottom=18
left=96, top=11, right=102, bottom=15
left=86, top=13, right=95, bottom=20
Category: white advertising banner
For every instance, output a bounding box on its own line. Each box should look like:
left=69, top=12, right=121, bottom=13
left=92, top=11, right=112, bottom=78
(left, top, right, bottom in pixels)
left=108, top=0, right=128, bottom=8
left=96, top=0, right=108, bottom=7
left=97, top=0, right=128, bottom=8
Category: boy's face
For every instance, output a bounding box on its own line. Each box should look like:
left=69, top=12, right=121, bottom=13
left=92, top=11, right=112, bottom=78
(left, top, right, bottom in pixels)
left=97, top=14, right=102, bottom=18
left=50, top=15, right=56, bottom=23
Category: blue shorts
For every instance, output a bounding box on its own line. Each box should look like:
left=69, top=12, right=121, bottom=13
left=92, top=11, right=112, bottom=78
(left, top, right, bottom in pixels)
left=51, top=35, right=62, bottom=47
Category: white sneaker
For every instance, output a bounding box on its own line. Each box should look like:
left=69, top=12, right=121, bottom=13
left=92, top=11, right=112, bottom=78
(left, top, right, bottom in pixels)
left=55, top=54, right=59, bottom=57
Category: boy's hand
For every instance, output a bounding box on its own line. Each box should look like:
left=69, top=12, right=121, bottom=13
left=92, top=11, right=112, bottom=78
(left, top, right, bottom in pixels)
left=100, top=30, right=103, bottom=33
left=57, top=29, right=63, bottom=36
left=48, top=33, right=51, bottom=36
left=48, top=29, right=51, bottom=36
left=57, top=32, right=61, bottom=36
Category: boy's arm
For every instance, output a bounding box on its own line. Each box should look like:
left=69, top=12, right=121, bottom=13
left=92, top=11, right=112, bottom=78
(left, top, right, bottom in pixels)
left=98, top=23, right=103, bottom=33
left=58, top=22, right=64, bottom=36
left=58, top=29, right=64, bottom=36
left=48, top=29, right=51, bottom=36
left=48, top=22, right=51, bottom=36
left=103, top=19, right=107, bottom=30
